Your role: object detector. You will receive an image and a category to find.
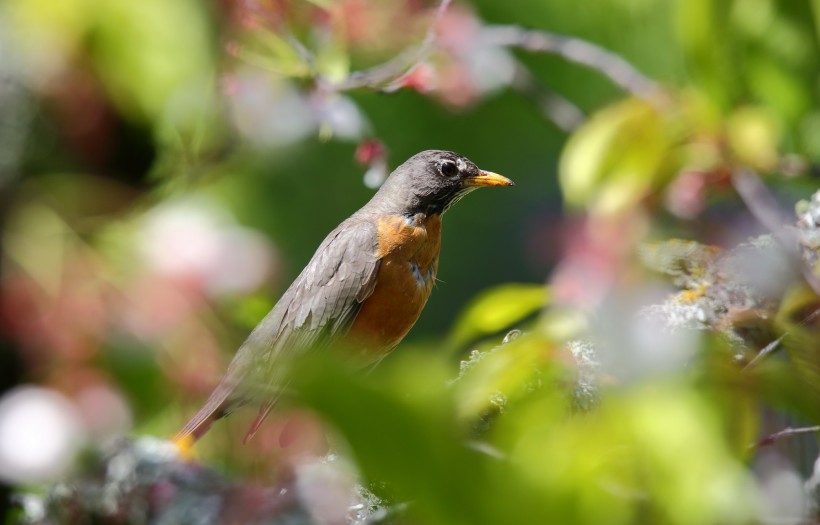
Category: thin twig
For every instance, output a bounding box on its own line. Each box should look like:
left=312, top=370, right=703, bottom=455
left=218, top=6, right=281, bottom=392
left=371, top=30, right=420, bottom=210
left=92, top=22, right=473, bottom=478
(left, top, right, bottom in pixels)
left=742, top=307, right=820, bottom=371
left=509, top=60, right=585, bottom=132
left=479, top=25, right=656, bottom=96
left=334, top=0, right=452, bottom=90
left=742, top=333, right=787, bottom=372
left=752, top=425, right=820, bottom=449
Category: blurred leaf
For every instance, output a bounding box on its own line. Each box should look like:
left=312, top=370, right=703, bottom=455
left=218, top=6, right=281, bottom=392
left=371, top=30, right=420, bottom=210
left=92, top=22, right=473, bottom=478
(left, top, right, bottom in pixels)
left=756, top=359, right=820, bottom=422
left=5, top=0, right=93, bottom=65
left=3, top=203, right=71, bottom=295
left=726, top=106, right=781, bottom=172
left=798, top=111, right=820, bottom=161
left=493, top=383, right=758, bottom=525
left=298, top=329, right=759, bottom=525
left=559, top=97, right=680, bottom=215
left=226, top=294, right=276, bottom=331
left=315, top=34, right=350, bottom=83
left=676, top=0, right=739, bottom=109
left=774, top=284, right=820, bottom=396
left=103, top=341, right=168, bottom=422
left=746, top=55, right=811, bottom=125
left=451, top=332, right=555, bottom=423
left=90, top=0, right=214, bottom=123
left=239, top=29, right=312, bottom=77
left=694, top=334, right=762, bottom=455
left=295, top=352, right=502, bottom=525
left=448, top=283, right=548, bottom=348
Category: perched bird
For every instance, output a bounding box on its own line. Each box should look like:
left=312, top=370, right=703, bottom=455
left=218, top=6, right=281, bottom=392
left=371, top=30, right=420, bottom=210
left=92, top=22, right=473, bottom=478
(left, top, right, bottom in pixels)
left=175, top=150, right=513, bottom=446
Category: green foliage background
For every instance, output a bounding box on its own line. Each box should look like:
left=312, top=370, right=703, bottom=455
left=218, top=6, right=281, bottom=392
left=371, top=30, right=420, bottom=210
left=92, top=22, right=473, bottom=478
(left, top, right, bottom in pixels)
left=1, top=0, right=820, bottom=523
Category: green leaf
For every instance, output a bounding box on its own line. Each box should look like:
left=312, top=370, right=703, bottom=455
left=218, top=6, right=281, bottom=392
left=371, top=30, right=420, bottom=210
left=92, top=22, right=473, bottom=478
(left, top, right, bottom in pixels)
left=238, top=29, right=312, bottom=77
left=726, top=106, right=781, bottom=171
left=449, top=284, right=548, bottom=348
left=774, top=284, right=820, bottom=397
left=315, top=35, right=350, bottom=83
left=294, top=353, right=503, bottom=525
left=451, top=332, right=555, bottom=423
left=558, top=97, right=677, bottom=215
left=676, top=0, right=739, bottom=109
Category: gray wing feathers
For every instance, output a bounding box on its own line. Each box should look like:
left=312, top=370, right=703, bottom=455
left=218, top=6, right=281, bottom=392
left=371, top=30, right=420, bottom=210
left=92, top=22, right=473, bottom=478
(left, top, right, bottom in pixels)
left=226, top=219, right=380, bottom=401
left=176, top=219, right=381, bottom=442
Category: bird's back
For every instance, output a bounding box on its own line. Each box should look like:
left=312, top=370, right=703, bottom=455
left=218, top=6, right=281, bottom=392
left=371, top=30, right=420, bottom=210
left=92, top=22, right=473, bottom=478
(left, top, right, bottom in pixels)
left=176, top=216, right=381, bottom=441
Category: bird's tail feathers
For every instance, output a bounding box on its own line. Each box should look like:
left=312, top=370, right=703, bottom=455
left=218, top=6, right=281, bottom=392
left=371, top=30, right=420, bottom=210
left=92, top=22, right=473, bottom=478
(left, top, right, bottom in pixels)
left=174, top=381, right=237, bottom=445
left=242, top=400, right=274, bottom=444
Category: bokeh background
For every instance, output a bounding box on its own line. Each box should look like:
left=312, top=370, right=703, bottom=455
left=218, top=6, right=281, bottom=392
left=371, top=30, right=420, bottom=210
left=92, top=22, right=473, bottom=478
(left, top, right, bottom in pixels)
left=1, top=0, right=820, bottom=523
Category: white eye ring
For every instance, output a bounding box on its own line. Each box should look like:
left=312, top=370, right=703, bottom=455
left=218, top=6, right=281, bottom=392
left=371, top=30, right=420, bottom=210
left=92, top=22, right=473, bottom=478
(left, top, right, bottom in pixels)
left=440, top=161, right=458, bottom=177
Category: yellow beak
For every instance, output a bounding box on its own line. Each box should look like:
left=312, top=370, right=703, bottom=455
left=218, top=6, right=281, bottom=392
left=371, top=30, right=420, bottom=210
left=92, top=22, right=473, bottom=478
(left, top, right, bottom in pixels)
left=463, top=170, right=515, bottom=187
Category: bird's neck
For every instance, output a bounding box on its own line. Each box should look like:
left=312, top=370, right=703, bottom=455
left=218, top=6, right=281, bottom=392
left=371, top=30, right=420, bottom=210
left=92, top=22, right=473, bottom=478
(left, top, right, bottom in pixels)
left=363, top=186, right=471, bottom=218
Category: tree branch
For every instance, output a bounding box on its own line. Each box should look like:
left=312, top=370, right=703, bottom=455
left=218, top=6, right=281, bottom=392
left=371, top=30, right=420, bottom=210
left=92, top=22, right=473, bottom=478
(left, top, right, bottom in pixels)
left=333, top=0, right=452, bottom=90
left=479, top=25, right=657, bottom=96
left=509, top=60, right=585, bottom=132
left=752, top=425, right=820, bottom=449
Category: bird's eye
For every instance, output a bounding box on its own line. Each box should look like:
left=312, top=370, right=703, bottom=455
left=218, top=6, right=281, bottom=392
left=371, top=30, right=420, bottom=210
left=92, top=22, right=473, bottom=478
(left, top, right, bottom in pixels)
left=440, top=161, right=458, bottom=177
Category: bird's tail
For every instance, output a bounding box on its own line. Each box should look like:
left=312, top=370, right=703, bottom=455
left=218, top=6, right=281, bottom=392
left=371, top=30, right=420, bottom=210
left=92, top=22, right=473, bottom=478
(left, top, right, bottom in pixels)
left=242, top=399, right=274, bottom=444
left=173, top=381, right=237, bottom=447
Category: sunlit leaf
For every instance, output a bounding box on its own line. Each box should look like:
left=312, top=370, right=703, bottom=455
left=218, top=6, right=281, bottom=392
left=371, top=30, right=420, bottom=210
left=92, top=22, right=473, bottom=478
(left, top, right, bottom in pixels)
left=492, top=381, right=758, bottom=525
left=726, top=106, right=781, bottom=172
left=3, top=204, right=71, bottom=295
left=448, top=284, right=548, bottom=347
left=91, top=0, right=214, bottom=122
left=241, top=28, right=312, bottom=78
left=451, top=332, right=556, bottom=423
left=756, top=359, right=820, bottom=422
left=774, top=284, right=820, bottom=396
left=315, top=34, right=350, bottom=84
left=295, top=352, right=504, bottom=525
left=676, top=0, right=739, bottom=108
left=559, top=97, right=679, bottom=215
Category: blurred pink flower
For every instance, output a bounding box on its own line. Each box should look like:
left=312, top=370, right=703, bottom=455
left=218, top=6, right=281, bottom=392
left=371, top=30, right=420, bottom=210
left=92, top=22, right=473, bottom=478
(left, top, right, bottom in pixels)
left=395, top=63, right=436, bottom=93
left=74, top=382, right=133, bottom=441
left=138, top=196, right=278, bottom=298
left=355, top=139, right=388, bottom=188
left=665, top=170, right=707, bottom=220
left=1, top=252, right=109, bottom=367
left=354, top=139, right=385, bottom=166
left=550, top=214, right=646, bottom=310
left=428, top=6, right=516, bottom=108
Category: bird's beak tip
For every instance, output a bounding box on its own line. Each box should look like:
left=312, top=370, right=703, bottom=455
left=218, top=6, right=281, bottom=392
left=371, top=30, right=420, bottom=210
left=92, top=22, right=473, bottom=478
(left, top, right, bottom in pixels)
left=465, top=170, right=515, bottom=187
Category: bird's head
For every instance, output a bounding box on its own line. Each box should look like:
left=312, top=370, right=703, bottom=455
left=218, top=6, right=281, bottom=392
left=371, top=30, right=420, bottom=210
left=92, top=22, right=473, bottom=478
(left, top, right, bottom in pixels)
left=371, top=150, right=513, bottom=216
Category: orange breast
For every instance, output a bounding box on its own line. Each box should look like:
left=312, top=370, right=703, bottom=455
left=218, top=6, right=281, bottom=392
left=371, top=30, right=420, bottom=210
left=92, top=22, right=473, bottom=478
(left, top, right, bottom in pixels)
left=347, top=213, right=441, bottom=359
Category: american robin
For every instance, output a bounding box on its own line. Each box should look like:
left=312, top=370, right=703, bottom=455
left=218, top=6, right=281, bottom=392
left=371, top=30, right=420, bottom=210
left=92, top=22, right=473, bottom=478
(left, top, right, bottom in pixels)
left=175, top=150, right=513, bottom=446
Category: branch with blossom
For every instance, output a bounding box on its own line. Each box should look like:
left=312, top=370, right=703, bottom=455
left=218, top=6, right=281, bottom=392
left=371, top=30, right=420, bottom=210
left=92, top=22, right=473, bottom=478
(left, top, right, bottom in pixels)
left=223, top=0, right=657, bottom=152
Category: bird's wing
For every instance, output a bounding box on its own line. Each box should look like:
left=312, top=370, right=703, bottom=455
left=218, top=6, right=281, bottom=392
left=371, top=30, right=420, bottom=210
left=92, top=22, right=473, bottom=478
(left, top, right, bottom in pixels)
left=238, top=217, right=381, bottom=392
left=175, top=218, right=380, bottom=442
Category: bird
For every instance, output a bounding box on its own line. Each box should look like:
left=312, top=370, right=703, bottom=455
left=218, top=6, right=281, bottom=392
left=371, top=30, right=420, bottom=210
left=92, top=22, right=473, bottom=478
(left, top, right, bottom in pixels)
left=174, top=150, right=513, bottom=447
